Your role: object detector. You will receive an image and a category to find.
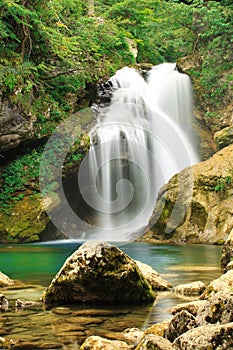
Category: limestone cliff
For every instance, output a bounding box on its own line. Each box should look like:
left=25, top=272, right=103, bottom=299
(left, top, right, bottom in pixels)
left=142, top=144, right=233, bottom=244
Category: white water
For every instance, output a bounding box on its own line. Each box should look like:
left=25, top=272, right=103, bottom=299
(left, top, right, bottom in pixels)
left=86, top=63, right=199, bottom=241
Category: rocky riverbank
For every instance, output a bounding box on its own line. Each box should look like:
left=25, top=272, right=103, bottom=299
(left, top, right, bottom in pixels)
left=0, top=240, right=232, bottom=349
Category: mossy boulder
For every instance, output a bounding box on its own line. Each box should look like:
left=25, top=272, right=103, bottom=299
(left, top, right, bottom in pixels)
left=42, top=241, right=155, bottom=305
left=0, top=194, right=49, bottom=243
left=142, top=144, right=233, bottom=244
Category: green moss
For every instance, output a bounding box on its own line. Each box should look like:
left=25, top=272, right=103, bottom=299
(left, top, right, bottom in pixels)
left=0, top=194, right=49, bottom=244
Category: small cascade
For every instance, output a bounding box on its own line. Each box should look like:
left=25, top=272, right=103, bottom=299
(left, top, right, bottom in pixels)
left=83, top=63, right=199, bottom=241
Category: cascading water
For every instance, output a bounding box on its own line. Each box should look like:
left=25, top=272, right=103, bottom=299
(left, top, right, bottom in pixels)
left=85, top=63, right=199, bottom=241
left=39, top=63, right=199, bottom=242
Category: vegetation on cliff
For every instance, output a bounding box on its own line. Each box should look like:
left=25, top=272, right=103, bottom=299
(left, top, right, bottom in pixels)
left=0, top=0, right=231, bottom=120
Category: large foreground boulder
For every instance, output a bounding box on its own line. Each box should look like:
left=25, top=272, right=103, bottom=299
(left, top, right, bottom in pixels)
left=42, top=241, right=155, bottom=305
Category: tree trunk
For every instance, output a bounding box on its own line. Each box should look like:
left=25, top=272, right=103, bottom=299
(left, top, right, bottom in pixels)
left=87, top=0, right=94, bottom=16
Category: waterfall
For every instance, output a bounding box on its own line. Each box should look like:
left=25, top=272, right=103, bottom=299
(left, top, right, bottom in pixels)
left=82, top=63, right=199, bottom=242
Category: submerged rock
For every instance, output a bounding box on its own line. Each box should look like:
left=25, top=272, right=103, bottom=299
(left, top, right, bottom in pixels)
left=173, top=322, right=233, bottom=350
left=43, top=241, right=155, bottom=305
left=15, top=299, right=43, bottom=309
left=142, top=144, right=233, bottom=244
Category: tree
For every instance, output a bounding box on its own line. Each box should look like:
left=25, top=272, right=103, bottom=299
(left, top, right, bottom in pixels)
left=87, top=0, right=94, bottom=15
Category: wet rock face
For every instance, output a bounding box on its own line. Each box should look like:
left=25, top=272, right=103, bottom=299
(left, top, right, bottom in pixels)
left=143, top=144, right=233, bottom=244
left=0, top=98, right=33, bottom=152
left=43, top=241, right=155, bottom=305
left=96, top=80, right=114, bottom=106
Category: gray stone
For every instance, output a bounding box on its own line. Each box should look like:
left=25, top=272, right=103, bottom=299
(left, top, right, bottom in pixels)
left=123, top=328, right=144, bottom=345
left=0, top=294, right=9, bottom=310
left=169, top=300, right=206, bottom=316
left=225, top=261, right=233, bottom=272
left=43, top=241, right=155, bottom=305
left=197, top=292, right=233, bottom=325
left=164, top=310, right=198, bottom=342
left=201, top=270, right=233, bottom=299
left=0, top=271, right=14, bottom=287
left=80, top=335, right=130, bottom=349
left=173, top=281, right=205, bottom=296
left=221, top=229, right=233, bottom=268
left=0, top=336, right=15, bottom=349
left=0, top=98, right=33, bottom=152
left=135, top=334, right=173, bottom=350
left=173, top=322, right=233, bottom=350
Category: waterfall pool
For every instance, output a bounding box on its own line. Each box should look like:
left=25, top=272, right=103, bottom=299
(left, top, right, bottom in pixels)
left=0, top=242, right=222, bottom=349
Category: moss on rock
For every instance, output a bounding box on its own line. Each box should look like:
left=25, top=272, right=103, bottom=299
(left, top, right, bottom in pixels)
left=43, top=241, right=155, bottom=305
left=142, top=144, right=233, bottom=244
left=0, top=194, right=49, bottom=243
